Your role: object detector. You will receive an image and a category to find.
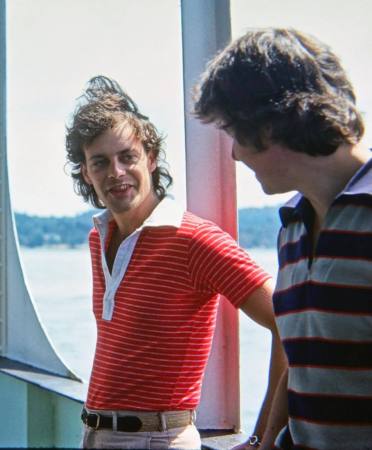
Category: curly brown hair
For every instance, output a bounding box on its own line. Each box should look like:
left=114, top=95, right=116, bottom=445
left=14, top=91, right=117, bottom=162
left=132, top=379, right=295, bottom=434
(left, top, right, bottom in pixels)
left=66, top=76, right=173, bottom=209
left=193, top=28, right=364, bottom=156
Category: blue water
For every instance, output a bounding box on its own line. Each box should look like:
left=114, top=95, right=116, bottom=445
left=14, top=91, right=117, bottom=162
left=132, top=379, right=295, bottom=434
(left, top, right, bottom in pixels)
left=20, top=245, right=277, bottom=433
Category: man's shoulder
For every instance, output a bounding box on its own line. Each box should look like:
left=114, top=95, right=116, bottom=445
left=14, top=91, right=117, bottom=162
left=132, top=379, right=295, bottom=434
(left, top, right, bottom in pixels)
left=178, top=211, right=239, bottom=251
left=182, top=210, right=211, bottom=225
left=181, top=210, right=223, bottom=233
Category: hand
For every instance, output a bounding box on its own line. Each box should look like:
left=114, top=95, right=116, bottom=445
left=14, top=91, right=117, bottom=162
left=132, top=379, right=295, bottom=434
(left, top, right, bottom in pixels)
left=232, top=439, right=273, bottom=450
left=231, top=441, right=259, bottom=450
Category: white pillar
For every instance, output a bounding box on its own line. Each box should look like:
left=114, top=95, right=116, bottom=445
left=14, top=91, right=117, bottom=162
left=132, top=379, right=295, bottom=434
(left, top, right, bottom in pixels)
left=181, top=0, right=240, bottom=431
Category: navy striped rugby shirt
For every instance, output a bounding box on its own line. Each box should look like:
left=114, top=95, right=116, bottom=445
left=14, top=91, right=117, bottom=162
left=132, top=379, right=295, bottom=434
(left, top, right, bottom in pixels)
left=273, top=157, right=372, bottom=450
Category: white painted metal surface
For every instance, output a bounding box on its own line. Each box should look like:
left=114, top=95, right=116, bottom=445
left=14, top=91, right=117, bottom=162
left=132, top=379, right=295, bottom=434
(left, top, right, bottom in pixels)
left=0, top=0, right=6, bottom=355
left=181, top=0, right=240, bottom=431
left=0, top=1, right=78, bottom=379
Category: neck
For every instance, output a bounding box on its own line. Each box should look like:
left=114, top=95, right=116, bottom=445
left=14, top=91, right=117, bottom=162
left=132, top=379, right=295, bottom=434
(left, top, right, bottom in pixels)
left=296, top=143, right=370, bottom=222
left=113, top=191, right=160, bottom=239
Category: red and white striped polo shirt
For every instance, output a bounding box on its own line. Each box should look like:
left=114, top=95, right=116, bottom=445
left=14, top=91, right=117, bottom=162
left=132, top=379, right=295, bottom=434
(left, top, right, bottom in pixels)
left=86, top=198, right=270, bottom=411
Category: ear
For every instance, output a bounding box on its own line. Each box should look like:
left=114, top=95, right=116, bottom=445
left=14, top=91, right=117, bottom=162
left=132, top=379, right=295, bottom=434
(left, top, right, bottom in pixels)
left=260, top=125, right=273, bottom=149
left=81, top=163, right=93, bottom=185
left=147, top=152, right=157, bottom=173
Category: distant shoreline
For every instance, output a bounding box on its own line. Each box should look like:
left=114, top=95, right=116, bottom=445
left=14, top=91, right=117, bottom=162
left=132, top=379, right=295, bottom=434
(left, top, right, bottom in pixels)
left=20, top=243, right=88, bottom=250
left=15, top=206, right=281, bottom=249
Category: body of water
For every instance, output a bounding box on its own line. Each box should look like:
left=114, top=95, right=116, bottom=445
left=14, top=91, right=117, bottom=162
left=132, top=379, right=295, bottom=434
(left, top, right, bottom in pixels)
left=20, top=245, right=278, bottom=433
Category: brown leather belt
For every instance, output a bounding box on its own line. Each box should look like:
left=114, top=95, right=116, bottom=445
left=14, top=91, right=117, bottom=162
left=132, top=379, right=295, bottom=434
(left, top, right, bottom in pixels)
left=81, top=408, right=193, bottom=432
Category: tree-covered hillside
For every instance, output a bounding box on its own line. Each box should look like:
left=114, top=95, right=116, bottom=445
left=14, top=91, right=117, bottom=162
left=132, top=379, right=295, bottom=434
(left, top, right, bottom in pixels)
left=238, top=206, right=281, bottom=248
left=15, top=210, right=96, bottom=248
left=15, top=206, right=281, bottom=248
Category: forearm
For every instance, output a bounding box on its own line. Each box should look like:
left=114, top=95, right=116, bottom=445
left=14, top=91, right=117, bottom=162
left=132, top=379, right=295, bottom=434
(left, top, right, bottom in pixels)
left=251, top=329, right=287, bottom=441
left=260, top=368, right=288, bottom=449
left=238, top=280, right=288, bottom=447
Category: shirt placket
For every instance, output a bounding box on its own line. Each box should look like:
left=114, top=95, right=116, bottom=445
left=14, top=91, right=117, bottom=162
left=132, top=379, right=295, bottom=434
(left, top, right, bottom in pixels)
left=99, top=228, right=142, bottom=321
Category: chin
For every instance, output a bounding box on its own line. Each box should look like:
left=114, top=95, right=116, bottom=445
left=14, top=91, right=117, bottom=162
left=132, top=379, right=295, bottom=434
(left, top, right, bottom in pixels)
left=110, top=204, right=133, bottom=214
left=261, top=185, right=276, bottom=195
left=104, top=199, right=130, bottom=213
left=260, top=181, right=287, bottom=195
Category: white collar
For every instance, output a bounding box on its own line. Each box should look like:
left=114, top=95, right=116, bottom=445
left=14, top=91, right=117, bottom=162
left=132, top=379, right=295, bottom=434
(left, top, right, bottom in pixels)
left=92, top=195, right=184, bottom=236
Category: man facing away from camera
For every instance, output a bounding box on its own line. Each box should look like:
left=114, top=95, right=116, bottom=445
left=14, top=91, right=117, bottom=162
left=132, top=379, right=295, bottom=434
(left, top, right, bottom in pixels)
left=65, top=76, right=286, bottom=450
left=194, top=28, right=372, bottom=450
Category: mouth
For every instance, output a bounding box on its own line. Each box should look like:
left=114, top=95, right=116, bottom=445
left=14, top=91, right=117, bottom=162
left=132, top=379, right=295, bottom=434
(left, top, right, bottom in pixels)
left=106, top=183, right=134, bottom=196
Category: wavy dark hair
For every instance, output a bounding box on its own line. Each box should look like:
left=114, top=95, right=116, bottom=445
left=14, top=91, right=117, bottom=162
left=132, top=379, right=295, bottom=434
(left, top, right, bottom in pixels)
left=193, top=28, right=364, bottom=155
left=66, top=76, right=173, bottom=209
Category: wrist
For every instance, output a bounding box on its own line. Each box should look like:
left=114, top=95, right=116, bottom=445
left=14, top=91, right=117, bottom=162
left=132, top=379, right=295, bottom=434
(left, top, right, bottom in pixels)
left=248, top=435, right=261, bottom=447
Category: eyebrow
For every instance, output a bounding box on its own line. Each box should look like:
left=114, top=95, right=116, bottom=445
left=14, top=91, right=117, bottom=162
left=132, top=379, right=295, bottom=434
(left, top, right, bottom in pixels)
left=87, top=154, right=106, bottom=161
left=87, top=148, right=138, bottom=160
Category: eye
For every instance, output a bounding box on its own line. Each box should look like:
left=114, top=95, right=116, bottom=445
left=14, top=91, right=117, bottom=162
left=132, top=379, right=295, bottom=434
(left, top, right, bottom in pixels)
left=121, top=151, right=139, bottom=164
left=90, top=158, right=107, bottom=170
left=123, top=154, right=134, bottom=162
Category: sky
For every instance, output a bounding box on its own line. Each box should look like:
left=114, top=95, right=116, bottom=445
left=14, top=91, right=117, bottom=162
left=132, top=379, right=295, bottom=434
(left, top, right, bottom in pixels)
left=6, top=0, right=372, bottom=216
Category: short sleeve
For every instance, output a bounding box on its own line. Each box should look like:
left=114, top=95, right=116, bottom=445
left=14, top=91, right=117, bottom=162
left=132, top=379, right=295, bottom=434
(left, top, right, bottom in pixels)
left=188, top=221, right=272, bottom=308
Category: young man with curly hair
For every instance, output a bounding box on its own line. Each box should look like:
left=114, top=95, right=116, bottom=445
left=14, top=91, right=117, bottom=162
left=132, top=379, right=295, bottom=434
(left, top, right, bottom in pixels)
left=194, top=28, right=372, bottom=450
left=65, top=76, right=286, bottom=449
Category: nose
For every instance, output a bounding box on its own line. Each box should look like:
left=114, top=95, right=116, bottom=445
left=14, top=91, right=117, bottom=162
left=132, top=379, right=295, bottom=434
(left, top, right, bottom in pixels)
left=108, top=158, right=126, bottom=178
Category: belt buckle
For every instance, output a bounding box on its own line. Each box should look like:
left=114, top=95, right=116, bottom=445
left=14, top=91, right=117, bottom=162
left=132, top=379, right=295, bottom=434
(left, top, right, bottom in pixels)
left=86, top=412, right=101, bottom=430
left=119, top=415, right=143, bottom=432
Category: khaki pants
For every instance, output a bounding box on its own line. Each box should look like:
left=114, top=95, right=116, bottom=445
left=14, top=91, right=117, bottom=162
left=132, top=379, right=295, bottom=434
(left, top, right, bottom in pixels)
left=81, top=423, right=201, bottom=449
